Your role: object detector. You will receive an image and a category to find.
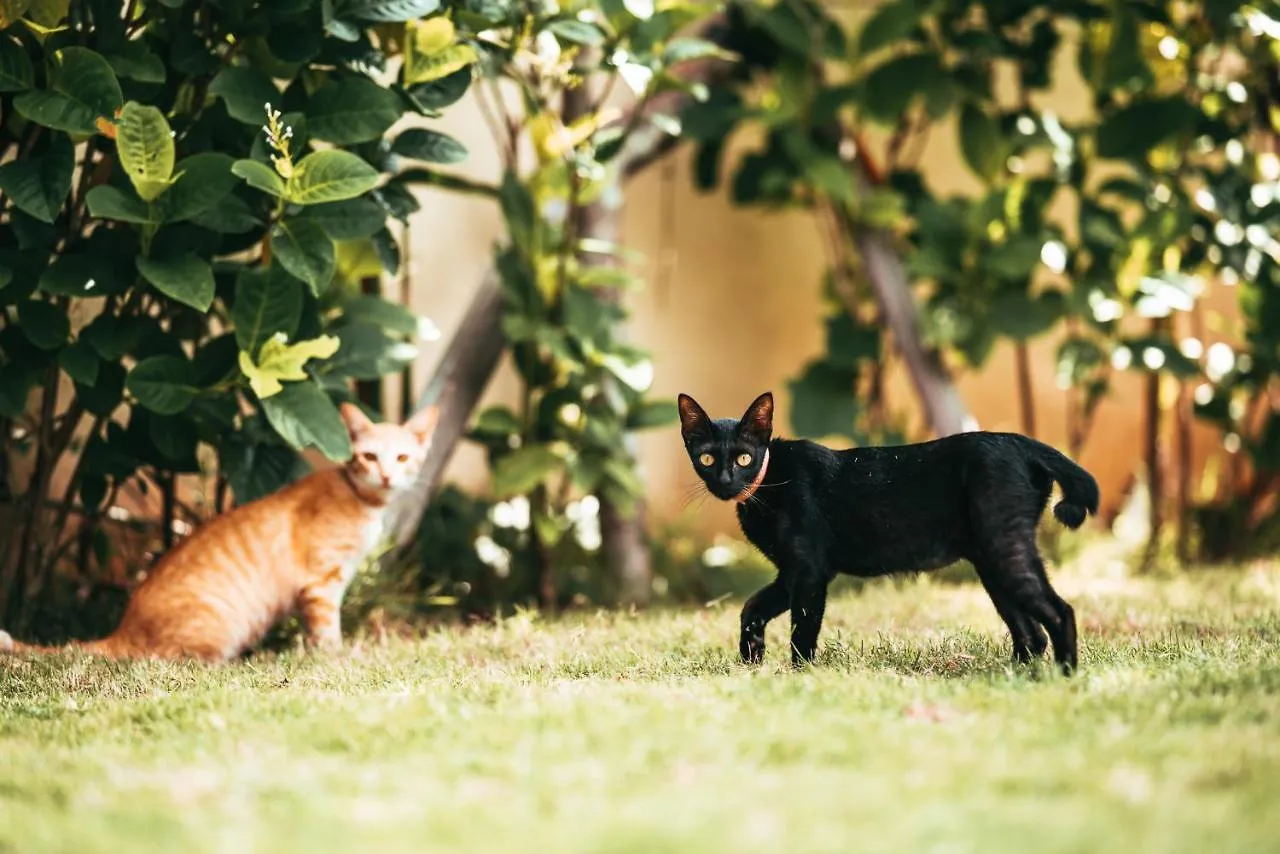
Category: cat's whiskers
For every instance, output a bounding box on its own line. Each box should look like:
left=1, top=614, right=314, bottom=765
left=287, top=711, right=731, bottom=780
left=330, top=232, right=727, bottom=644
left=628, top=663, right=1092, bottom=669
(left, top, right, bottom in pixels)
left=679, top=481, right=711, bottom=510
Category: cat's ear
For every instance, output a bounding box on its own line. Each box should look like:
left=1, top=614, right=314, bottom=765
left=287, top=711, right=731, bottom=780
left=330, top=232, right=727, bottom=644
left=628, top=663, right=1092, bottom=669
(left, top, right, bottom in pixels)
left=339, top=402, right=375, bottom=439
left=405, top=405, right=440, bottom=445
left=677, top=394, right=711, bottom=439
left=738, top=391, right=774, bottom=443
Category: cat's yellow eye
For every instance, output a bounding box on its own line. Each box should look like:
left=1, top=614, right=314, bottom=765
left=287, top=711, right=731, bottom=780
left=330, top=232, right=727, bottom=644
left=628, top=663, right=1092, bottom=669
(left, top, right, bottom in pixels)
left=736, top=453, right=752, bottom=467
left=396, top=454, right=409, bottom=463
left=698, top=453, right=714, bottom=467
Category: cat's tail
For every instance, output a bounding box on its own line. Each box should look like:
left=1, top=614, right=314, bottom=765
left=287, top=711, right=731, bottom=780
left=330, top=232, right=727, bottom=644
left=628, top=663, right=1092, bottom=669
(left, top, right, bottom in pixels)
left=1025, top=440, right=1100, bottom=529
left=0, top=630, right=105, bottom=656
left=0, top=630, right=58, bottom=654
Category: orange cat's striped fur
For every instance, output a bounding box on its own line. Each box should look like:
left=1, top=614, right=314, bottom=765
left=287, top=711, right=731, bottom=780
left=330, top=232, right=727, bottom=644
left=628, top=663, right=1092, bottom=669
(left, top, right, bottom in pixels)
left=0, top=403, right=438, bottom=661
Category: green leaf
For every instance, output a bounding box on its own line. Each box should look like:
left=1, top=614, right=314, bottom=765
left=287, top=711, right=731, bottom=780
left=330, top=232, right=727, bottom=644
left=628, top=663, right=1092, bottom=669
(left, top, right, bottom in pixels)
left=82, top=314, right=148, bottom=361
left=391, top=128, right=467, bottom=164
left=208, top=65, right=279, bottom=124
left=260, top=380, right=352, bottom=461
left=548, top=19, right=605, bottom=45
left=85, top=184, right=157, bottom=224
left=985, top=236, right=1044, bottom=280
left=407, top=65, right=471, bottom=110
left=271, top=216, right=336, bottom=294
left=662, top=37, right=737, bottom=65
left=190, top=193, right=260, bottom=234
left=59, top=340, right=99, bottom=385
left=492, top=444, right=563, bottom=498
left=626, top=399, right=678, bottom=430
left=239, top=333, right=340, bottom=398
left=0, top=133, right=72, bottom=223
left=115, top=101, right=175, bottom=202
left=148, top=414, right=198, bottom=463
left=989, top=290, right=1065, bottom=340
left=857, top=0, right=926, bottom=56
left=499, top=171, right=536, bottom=252
left=13, top=47, right=122, bottom=134
left=1096, top=97, right=1201, bottom=160
left=0, top=363, right=34, bottom=418
left=472, top=405, right=521, bottom=437
left=232, top=158, right=287, bottom=198
left=0, top=1, right=33, bottom=32
left=136, top=252, right=215, bottom=311
left=220, top=434, right=309, bottom=505
left=341, top=0, right=440, bottom=21
left=24, top=0, right=69, bottom=31
left=860, top=52, right=942, bottom=123
left=127, top=355, right=199, bottom=415
left=75, top=360, right=125, bottom=418
left=0, top=35, right=34, bottom=91
left=404, top=42, right=477, bottom=85
left=161, top=152, right=237, bottom=221
left=232, top=265, right=304, bottom=354
left=338, top=294, right=421, bottom=336
left=328, top=323, right=417, bottom=380
left=104, top=40, right=166, bottom=84
left=788, top=360, right=858, bottom=440
left=307, top=75, right=404, bottom=145
left=18, top=299, right=69, bottom=350
left=958, top=101, right=1005, bottom=183
left=825, top=314, right=880, bottom=369
left=285, top=149, right=381, bottom=205
left=304, top=197, right=386, bottom=240
left=39, top=253, right=108, bottom=298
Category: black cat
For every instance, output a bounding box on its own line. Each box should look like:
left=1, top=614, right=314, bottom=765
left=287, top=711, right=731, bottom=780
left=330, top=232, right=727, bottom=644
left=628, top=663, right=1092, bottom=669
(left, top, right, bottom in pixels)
left=677, top=391, right=1099, bottom=674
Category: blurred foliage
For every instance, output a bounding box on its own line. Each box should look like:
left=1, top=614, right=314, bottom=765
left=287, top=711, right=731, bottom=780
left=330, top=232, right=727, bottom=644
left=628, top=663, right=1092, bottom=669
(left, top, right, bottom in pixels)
left=683, top=0, right=1280, bottom=554
left=443, top=0, right=716, bottom=603
left=0, top=0, right=473, bottom=625
left=362, top=485, right=778, bottom=619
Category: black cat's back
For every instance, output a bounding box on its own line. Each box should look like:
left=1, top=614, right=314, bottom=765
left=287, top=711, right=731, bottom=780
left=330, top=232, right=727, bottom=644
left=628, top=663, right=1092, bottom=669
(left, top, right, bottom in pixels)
left=739, top=431, right=1087, bottom=579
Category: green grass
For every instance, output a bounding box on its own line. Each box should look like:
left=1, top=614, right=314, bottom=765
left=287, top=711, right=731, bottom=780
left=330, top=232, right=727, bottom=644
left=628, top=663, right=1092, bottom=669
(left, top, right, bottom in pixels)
left=4, top=552, right=1280, bottom=854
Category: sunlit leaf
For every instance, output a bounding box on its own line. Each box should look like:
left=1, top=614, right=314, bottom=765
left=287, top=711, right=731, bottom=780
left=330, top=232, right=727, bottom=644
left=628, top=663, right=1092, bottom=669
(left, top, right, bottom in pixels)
left=238, top=332, right=340, bottom=398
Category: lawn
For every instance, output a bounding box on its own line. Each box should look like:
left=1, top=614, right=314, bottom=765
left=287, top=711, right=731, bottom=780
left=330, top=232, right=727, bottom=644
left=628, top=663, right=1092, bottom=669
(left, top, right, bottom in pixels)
left=3, top=550, right=1280, bottom=854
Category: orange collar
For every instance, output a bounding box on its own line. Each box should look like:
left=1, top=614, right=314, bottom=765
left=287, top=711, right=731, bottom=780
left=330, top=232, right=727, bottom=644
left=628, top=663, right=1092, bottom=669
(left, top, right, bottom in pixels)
left=734, top=448, right=770, bottom=504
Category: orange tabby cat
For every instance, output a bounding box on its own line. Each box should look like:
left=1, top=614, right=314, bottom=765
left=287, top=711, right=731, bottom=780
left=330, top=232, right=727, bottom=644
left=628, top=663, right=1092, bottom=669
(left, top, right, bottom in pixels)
left=0, top=403, right=438, bottom=661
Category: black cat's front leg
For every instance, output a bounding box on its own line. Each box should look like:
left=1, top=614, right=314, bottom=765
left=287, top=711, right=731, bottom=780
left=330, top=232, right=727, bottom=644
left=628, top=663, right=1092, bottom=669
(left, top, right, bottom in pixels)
left=789, top=572, right=830, bottom=668
left=739, top=577, right=790, bottom=665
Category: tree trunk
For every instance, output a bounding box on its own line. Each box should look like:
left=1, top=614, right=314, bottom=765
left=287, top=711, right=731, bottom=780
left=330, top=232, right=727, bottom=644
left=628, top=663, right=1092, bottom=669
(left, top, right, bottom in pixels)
left=383, top=272, right=505, bottom=550
left=564, top=57, right=653, bottom=607
left=838, top=203, right=973, bottom=437
left=1015, top=341, right=1036, bottom=438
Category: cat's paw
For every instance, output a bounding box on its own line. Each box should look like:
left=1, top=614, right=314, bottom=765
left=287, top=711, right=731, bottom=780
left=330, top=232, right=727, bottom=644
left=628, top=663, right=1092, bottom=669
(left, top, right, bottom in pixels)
left=0, top=630, right=12, bottom=652
left=739, top=635, right=765, bottom=666
left=790, top=650, right=818, bottom=670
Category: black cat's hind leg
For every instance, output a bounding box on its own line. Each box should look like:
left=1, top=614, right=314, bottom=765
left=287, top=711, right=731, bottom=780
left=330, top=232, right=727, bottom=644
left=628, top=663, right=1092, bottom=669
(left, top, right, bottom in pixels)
left=739, top=577, right=790, bottom=665
left=976, top=528, right=1078, bottom=675
left=974, top=564, right=1048, bottom=664
left=1003, top=547, right=1077, bottom=674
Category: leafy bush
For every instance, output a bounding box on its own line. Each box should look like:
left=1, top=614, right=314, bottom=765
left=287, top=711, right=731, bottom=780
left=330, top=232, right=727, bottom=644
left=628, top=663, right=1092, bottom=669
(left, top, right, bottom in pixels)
left=0, top=0, right=476, bottom=624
